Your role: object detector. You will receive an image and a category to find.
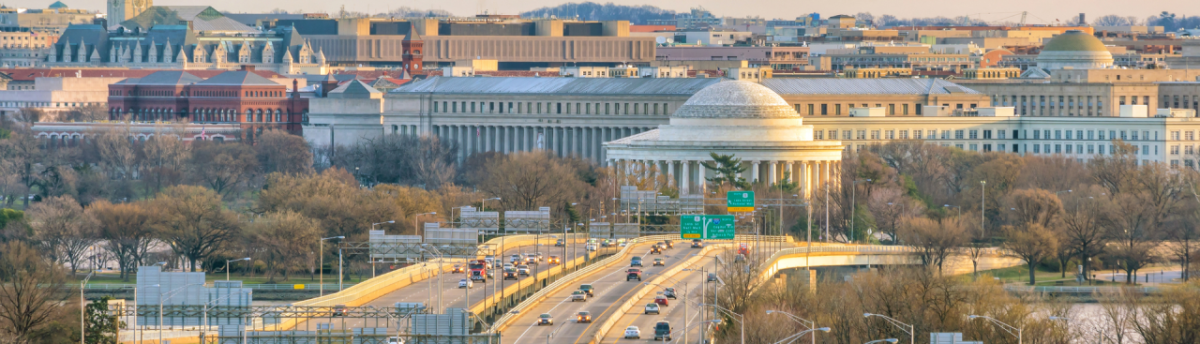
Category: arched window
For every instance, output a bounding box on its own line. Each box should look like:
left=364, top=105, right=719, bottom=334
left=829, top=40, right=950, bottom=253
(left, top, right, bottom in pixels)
left=275, top=109, right=282, bottom=122
left=245, top=109, right=253, bottom=122
left=256, top=109, right=263, bottom=122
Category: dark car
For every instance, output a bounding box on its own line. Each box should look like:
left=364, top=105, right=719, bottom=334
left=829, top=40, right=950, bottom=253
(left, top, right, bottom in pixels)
left=579, top=284, right=595, bottom=297
left=654, top=321, right=673, bottom=341
left=691, top=239, right=703, bottom=248
left=707, top=273, right=718, bottom=282
left=537, top=313, right=553, bottom=326
left=664, top=240, right=674, bottom=249
left=663, top=287, right=677, bottom=299
left=577, top=311, right=592, bottom=323
left=332, top=304, right=348, bottom=317
left=650, top=246, right=663, bottom=254
left=555, top=239, right=566, bottom=247
left=653, top=258, right=665, bottom=266
left=504, top=269, right=518, bottom=280
left=627, top=268, right=643, bottom=281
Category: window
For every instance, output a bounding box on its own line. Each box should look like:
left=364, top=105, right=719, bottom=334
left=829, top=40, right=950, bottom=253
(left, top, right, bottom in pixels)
left=835, top=104, right=842, bottom=115
left=983, top=130, right=992, bottom=139
left=1188, top=131, right=1195, bottom=141
left=969, top=130, right=978, bottom=139
left=821, top=104, right=828, bottom=115
left=844, top=130, right=852, bottom=140
left=1143, top=145, right=1149, bottom=155
left=955, top=130, right=964, bottom=139
left=899, top=130, right=909, bottom=139
left=1089, top=145, right=1095, bottom=154
left=941, top=130, right=951, bottom=140
left=1099, top=130, right=1106, bottom=140
left=871, top=130, right=881, bottom=140
left=997, top=130, right=1005, bottom=139
left=1055, top=130, right=1062, bottom=140
left=970, top=144, right=979, bottom=151
left=1066, top=145, right=1073, bottom=154
left=885, top=130, right=895, bottom=139
left=1034, top=144, right=1041, bottom=153
left=807, top=104, right=814, bottom=115
left=830, top=130, right=839, bottom=140
left=857, top=130, right=867, bottom=140
left=914, top=130, right=923, bottom=140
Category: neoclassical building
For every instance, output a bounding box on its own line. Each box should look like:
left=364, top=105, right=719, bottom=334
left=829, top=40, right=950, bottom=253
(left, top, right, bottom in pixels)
left=604, top=80, right=844, bottom=196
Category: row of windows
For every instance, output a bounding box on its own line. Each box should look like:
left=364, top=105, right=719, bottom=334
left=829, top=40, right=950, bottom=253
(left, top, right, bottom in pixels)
left=799, top=103, right=978, bottom=116
left=110, top=90, right=285, bottom=97
left=0, top=101, right=99, bottom=108
left=432, top=100, right=671, bottom=116
left=852, top=142, right=1156, bottom=157
left=814, top=128, right=1159, bottom=142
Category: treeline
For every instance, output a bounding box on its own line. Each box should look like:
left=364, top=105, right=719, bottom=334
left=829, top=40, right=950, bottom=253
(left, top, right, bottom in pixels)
left=520, top=2, right=677, bottom=24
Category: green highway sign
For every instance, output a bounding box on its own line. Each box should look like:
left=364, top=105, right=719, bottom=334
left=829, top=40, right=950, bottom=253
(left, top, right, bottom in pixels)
left=727, top=191, right=755, bottom=212
left=680, top=215, right=735, bottom=240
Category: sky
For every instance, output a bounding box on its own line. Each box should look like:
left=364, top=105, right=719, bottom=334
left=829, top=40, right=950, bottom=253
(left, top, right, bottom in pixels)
left=19, top=0, right=1194, bottom=26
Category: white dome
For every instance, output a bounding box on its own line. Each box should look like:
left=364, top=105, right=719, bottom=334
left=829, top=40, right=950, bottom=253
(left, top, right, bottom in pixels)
left=672, top=80, right=798, bottom=119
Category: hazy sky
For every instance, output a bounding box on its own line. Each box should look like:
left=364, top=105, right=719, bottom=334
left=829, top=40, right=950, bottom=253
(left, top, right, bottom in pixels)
left=22, top=0, right=1193, bottom=25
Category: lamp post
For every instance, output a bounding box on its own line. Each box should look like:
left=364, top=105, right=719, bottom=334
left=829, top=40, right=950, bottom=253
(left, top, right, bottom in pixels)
left=200, top=291, right=250, bottom=340
left=864, top=313, right=914, bottom=344
left=851, top=179, right=872, bottom=243
left=319, top=236, right=344, bottom=296
left=80, top=271, right=94, bottom=344
left=767, top=310, right=820, bottom=344
left=968, top=314, right=1022, bottom=344
left=980, top=180, right=986, bottom=234
left=943, top=204, right=961, bottom=217
left=226, top=257, right=251, bottom=281
left=704, top=303, right=744, bottom=344
left=421, top=245, right=446, bottom=312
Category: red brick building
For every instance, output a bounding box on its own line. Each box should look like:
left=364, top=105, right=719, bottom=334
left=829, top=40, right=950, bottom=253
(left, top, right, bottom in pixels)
left=107, top=66, right=309, bottom=136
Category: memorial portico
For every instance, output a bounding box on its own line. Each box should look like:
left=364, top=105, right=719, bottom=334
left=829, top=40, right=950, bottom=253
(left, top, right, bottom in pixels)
left=605, top=80, right=844, bottom=197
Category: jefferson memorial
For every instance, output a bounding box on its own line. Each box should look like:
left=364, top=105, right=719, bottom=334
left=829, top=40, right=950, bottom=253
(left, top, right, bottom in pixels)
left=604, top=80, right=845, bottom=196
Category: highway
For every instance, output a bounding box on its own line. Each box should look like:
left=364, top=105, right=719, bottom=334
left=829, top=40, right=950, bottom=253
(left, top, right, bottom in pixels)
left=319, top=236, right=591, bottom=331
left=598, top=252, right=718, bottom=343
left=502, top=241, right=704, bottom=344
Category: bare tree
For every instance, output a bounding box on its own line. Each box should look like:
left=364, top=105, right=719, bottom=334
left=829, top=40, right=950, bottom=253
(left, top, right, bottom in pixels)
left=62, top=104, right=109, bottom=122
left=140, top=127, right=191, bottom=195
left=1059, top=187, right=1109, bottom=282
left=90, top=200, right=155, bottom=281
left=255, top=129, right=314, bottom=176
left=1105, top=192, right=1161, bottom=284
left=93, top=127, right=137, bottom=181
left=26, top=196, right=98, bottom=276
left=188, top=141, right=259, bottom=198
left=899, top=216, right=966, bottom=274
left=477, top=152, right=586, bottom=211
left=1003, top=223, right=1058, bottom=285
left=245, top=210, right=320, bottom=282
left=0, top=241, right=72, bottom=342
left=866, top=186, right=922, bottom=244
left=149, top=185, right=241, bottom=272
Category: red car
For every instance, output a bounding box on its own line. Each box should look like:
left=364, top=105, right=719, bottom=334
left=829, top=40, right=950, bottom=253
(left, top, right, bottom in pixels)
left=737, top=243, right=750, bottom=256
left=654, top=295, right=669, bottom=306
left=627, top=268, right=643, bottom=281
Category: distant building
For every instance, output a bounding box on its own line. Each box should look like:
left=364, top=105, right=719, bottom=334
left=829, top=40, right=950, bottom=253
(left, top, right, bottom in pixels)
left=0, top=2, right=99, bottom=34
left=106, top=0, right=152, bottom=30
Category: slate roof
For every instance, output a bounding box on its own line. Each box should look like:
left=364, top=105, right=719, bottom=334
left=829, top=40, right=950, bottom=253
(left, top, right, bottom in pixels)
left=330, top=79, right=381, bottom=94
left=393, top=76, right=718, bottom=95
left=121, top=6, right=255, bottom=32
left=760, top=78, right=981, bottom=95
left=194, top=71, right=281, bottom=86
left=131, top=71, right=204, bottom=85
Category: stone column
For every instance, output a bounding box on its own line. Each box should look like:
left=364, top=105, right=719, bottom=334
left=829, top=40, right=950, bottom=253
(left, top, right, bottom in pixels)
left=698, top=161, right=707, bottom=195
left=681, top=161, right=690, bottom=195
left=667, top=161, right=676, bottom=187
left=768, top=162, right=777, bottom=186
left=752, top=161, right=760, bottom=183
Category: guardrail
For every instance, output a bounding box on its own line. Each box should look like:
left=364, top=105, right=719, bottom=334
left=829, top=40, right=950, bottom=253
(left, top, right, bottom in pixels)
left=591, top=243, right=725, bottom=344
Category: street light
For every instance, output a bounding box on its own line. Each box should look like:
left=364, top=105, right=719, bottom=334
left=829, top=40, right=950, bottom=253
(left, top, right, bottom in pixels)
left=200, top=291, right=250, bottom=340
left=372, top=220, right=395, bottom=230
left=767, top=310, right=820, bottom=344
left=851, top=179, right=872, bottom=243
left=226, top=257, right=251, bottom=281
left=369, top=221, right=394, bottom=278
left=864, top=313, right=914, bottom=344
left=156, top=283, right=203, bottom=343
left=980, top=180, right=986, bottom=234
left=704, top=303, right=744, bottom=344
left=420, top=244, right=446, bottom=312
left=415, top=212, right=437, bottom=241
left=80, top=271, right=94, bottom=344
left=968, top=314, right=1022, bottom=344
left=319, top=236, right=344, bottom=296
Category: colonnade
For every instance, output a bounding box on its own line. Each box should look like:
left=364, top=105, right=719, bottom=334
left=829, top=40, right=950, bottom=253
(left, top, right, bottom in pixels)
left=606, top=158, right=842, bottom=197
left=421, top=124, right=652, bottom=165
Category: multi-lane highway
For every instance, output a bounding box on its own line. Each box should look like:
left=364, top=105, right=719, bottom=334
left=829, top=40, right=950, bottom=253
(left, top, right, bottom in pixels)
left=598, top=251, right=718, bottom=343
left=322, top=236, right=591, bottom=330
left=502, top=241, right=709, bottom=344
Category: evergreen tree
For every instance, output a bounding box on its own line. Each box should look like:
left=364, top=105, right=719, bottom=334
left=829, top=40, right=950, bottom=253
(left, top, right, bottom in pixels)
left=84, top=297, right=121, bottom=344
left=701, top=152, right=750, bottom=190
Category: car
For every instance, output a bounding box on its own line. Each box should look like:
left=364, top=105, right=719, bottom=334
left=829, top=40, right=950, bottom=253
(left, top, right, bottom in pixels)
left=707, top=273, right=718, bottom=282
left=555, top=239, right=565, bottom=247
left=579, top=284, right=595, bottom=297
left=518, top=265, right=531, bottom=276
left=663, top=287, right=677, bottom=299
left=601, top=240, right=612, bottom=248
left=536, top=252, right=545, bottom=261
left=548, top=255, right=561, bottom=265
left=631, top=257, right=643, bottom=267
left=452, top=264, right=465, bottom=273
left=577, top=311, right=592, bottom=323
left=586, top=244, right=597, bottom=251
left=618, top=240, right=628, bottom=248
left=735, top=254, right=746, bottom=263
left=624, top=326, right=641, bottom=339
left=470, top=270, right=488, bottom=282
left=654, top=295, right=669, bottom=306
left=691, top=239, right=703, bottom=248
left=664, top=240, right=674, bottom=249
left=510, top=254, right=521, bottom=264
left=627, top=268, right=642, bottom=281
left=537, top=313, right=553, bottom=326
left=738, top=243, right=750, bottom=256
left=504, top=269, right=518, bottom=280
left=654, top=321, right=673, bottom=341
left=653, top=258, right=665, bottom=266
left=525, top=254, right=538, bottom=265
left=458, top=279, right=473, bottom=289
left=650, top=246, right=663, bottom=254
left=503, top=263, right=514, bottom=270
left=571, top=290, right=587, bottom=302
left=332, top=304, right=348, bottom=317
left=644, top=303, right=660, bottom=315
left=656, top=242, right=666, bottom=249
left=387, top=336, right=406, bottom=344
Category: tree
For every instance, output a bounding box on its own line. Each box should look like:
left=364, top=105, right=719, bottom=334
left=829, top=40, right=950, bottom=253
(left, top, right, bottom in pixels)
left=1004, top=188, right=1063, bottom=228
left=0, top=126, right=42, bottom=207
left=701, top=152, right=750, bottom=190
left=255, top=129, right=313, bottom=176
left=1003, top=223, right=1058, bottom=285
left=26, top=196, right=98, bottom=276
left=1105, top=192, right=1162, bottom=284
left=63, top=104, right=109, bottom=122
left=188, top=141, right=259, bottom=198
left=89, top=200, right=154, bottom=281
left=93, top=127, right=137, bottom=181
left=1059, top=188, right=1109, bottom=282
left=84, top=297, right=120, bottom=344
left=1093, top=14, right=1133, bottom=26
left=140, top=129, right=191, bottom=195
left=899, top=216, right=966, bottom=274
left=0, top=241, right=73, bottom=342
left=477, top=152, right=585, bottom=211
left=866, top=186, right=922, bottom=244
left=149, top=185, right=241, bottom=272
left=245, top=210, right=320, bottom=282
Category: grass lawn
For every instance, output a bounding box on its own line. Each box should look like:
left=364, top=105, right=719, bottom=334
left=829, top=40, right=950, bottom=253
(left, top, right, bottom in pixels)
left=977, top=265, right=1152, bottom=286
left=77, top=270, right=371, bottom=285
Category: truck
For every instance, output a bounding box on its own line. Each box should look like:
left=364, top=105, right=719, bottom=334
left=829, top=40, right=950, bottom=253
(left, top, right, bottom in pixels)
left=468, top=259, right=488, bottom=282
left=737, top=243, right=750, bottom=256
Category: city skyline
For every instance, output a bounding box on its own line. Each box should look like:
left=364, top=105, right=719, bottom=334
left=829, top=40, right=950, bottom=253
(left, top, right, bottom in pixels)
left=11, top=0, right=1188, bottom=26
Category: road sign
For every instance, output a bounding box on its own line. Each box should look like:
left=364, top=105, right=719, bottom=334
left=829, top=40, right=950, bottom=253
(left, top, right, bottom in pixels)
left=727, top=191, right=755, bottom=212
left=680, top=215, right=735, bottom=240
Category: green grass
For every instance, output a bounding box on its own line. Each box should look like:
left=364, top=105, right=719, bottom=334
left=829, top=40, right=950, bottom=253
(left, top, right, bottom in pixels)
left=977, top=264, right=1168, bottom=286
left=77, top=270, right=372, bottom=285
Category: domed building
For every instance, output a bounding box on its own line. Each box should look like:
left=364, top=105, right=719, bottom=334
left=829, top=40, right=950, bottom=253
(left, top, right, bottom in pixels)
left=1035, top=30, right=1114, bottom=70
left=604, top=80, right=844, bottom=196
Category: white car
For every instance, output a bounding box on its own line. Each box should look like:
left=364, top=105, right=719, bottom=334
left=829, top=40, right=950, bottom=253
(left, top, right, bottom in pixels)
left=586, top=244, right=597, bottom=251
left=624, top=326, right=641, bottom=339
left=387, top=336, right=405, bottom=344
left=458, top=279, right=473, bottom=289
left=644, top=303, right=660, bottom=315
left=570, top=290, right=587, bottom=302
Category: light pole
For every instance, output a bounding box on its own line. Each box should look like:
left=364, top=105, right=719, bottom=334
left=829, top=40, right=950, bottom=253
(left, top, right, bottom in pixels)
left=226, top=257, right=251, bottom=281
left=319, top=236, right=344, bottom=296
left=200, top=291, right=250, bottom=340
left=767, top=310, right=820, bottom=344
left=864, top=313, right=914, bottom=344
left=967, top=314, right=1022, bottom=344
left=980, top=180, right=986, bottom=234
left=851, top=179, right=872, bottom=243
left=1049, top=316, right=1069, bottom=339
left=80, top=271, right=94, bottom=344
left=156, top=283, right=202, bottom=343
left=421, top=245, right=446, bottom=312
left=704, top=303, right=744, bottom=344
left=773, top=327, right=831, bottom=344
left=370, top=221, right=395, bottom=277
left=415, top=212, right=437, bottom=241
